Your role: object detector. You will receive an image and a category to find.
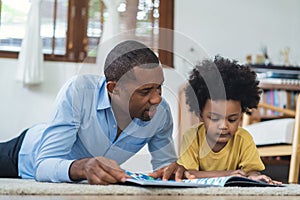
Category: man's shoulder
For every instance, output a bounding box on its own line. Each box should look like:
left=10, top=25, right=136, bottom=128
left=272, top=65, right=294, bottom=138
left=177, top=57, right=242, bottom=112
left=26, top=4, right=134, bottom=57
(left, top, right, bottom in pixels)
left=159, top=97, right=169, bottom=106
left=68, top=74, right=105, bottom=89
left=154, top=98, right=172, bottom=121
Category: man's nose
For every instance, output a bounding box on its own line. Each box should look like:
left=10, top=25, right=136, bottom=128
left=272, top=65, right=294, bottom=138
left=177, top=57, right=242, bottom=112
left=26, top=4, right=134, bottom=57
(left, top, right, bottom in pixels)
left=149, top=90, right=162, bottom=105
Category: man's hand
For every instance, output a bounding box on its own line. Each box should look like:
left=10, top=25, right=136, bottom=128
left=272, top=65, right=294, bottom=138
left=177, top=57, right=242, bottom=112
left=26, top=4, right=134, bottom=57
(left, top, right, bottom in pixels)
left=148, top=162, right=186, bottom=181
left=69, top=157, right=131, bottom=185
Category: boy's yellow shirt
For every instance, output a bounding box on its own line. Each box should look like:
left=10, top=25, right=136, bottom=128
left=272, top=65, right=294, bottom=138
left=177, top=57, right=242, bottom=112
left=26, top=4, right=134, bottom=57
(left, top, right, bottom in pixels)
left=177, top=123, right=265, bottom=173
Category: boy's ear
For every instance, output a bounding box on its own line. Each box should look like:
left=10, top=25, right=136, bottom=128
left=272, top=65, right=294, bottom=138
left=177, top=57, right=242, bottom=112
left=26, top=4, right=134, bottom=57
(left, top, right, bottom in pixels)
left=199, top=113, right=204, bottom=122
left=106, top=81, right=119, bottom=95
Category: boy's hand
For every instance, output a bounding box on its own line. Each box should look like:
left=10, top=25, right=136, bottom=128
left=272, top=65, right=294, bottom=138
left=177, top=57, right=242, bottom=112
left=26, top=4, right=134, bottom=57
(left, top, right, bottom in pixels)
left=248, top=174, right=282, bottom=185
left=148, top=162, right=186, bottom=181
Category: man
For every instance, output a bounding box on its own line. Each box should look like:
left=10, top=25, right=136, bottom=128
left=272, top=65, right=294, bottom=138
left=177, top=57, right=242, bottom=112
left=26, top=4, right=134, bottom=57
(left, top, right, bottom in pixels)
left=0, top=40, right=184, bottom=184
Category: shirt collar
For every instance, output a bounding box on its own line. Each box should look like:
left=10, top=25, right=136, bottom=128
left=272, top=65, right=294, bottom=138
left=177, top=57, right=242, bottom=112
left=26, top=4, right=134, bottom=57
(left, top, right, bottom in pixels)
left=97, top=77, right=111, bottom=110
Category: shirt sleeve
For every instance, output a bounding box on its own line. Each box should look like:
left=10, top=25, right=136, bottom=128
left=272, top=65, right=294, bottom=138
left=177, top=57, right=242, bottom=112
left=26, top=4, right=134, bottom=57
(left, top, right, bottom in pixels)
left=147, top=99, right=177, bottom=170
left=35, top=76, right=82, bottom=182
left=238, top=128, right=265, bottom=173
left=177, top=125, right=200, bottom=170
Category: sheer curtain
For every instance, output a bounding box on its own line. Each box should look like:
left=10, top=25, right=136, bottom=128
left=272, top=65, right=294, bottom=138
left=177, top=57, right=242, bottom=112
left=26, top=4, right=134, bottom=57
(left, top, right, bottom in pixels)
left=101, top=0, right=122, bottom=42
left=96, top=0, right=122, bottom=65
left=16, top=0, right=44, bottom=86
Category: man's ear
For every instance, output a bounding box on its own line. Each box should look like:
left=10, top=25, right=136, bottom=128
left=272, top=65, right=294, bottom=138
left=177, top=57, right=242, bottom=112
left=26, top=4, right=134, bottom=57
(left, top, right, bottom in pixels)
left=106, top=81, right=119, bottom=95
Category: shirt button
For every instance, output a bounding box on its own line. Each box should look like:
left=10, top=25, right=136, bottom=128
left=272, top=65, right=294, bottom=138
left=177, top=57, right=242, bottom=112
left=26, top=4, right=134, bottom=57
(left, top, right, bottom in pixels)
left=113, top=125, right=116, bottom=128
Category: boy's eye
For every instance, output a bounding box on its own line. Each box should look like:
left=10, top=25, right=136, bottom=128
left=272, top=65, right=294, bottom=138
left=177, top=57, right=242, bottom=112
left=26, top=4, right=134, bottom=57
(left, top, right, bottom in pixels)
left=228, top=118, right=238, bottom=123
left=209, top=116, right=219, bottom=122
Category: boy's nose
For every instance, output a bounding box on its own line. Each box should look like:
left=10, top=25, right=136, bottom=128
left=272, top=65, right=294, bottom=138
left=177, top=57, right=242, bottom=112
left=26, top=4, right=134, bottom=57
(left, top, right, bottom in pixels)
left=219, top=120, right=228, bottom=129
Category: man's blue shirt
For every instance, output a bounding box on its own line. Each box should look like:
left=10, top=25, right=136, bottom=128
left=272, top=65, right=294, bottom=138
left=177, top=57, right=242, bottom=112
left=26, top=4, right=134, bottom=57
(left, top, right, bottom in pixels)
left=18, top=75, right=177, bottom=182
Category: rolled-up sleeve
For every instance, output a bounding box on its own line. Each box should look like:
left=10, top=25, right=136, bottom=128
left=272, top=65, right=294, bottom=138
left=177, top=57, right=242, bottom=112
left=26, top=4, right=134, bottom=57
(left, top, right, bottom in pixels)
left=34, top=77, right=82, bottom=182
left=148, top=100, right=177, bottom=170
left=35, top=159, right=75, bottom=182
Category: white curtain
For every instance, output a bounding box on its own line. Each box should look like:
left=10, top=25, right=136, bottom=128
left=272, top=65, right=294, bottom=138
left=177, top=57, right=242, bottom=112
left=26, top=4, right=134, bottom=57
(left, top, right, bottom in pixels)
left=16, top=0, right=44, bottom=86
left=96, top=0, right=122, bottom=65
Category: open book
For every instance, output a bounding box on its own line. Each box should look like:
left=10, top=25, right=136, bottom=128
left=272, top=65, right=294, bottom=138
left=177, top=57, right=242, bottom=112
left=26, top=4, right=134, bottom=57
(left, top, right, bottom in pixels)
left=124, top=171, right=282, bottom=188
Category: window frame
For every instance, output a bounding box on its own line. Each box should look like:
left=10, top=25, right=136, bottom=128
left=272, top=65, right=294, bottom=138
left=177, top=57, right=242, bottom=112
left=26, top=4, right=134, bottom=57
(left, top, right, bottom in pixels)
left=0, top=0, right=174, bottom=67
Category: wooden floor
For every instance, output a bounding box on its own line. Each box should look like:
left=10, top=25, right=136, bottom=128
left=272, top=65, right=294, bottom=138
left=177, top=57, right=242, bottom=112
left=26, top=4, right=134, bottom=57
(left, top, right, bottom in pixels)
left=0, top=196, right=299, bottom=200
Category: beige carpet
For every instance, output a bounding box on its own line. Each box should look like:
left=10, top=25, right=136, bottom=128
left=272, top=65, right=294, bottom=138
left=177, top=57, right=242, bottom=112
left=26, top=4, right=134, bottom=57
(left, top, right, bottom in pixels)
left=0, top=178, right=300, bottom=196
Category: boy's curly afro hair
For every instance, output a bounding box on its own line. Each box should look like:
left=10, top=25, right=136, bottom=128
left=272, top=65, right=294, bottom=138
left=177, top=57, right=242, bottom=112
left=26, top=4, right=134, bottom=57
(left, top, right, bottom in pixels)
left=185, top=56, right=261, bottom=116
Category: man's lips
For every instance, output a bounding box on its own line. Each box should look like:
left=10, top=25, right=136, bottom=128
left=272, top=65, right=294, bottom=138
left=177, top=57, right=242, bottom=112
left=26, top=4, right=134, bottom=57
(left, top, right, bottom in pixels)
left=145, top=107, right=157, bottom=118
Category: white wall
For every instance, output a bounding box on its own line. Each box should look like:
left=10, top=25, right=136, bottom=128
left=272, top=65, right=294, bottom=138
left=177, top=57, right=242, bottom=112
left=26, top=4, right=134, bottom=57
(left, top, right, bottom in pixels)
left=0, top=59, right=82, bottom=141
left=174, top=0, right=300, bottom=78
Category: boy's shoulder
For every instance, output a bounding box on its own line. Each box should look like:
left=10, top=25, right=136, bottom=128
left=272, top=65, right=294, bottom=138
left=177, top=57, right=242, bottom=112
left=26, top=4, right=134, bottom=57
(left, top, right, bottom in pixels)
left=235, top=127, right=254, bottom=141
left=183, top=122, right=204, bottom=138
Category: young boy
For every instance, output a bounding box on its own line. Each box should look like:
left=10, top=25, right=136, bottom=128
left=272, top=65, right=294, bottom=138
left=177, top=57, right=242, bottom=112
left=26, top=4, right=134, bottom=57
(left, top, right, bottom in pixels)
left=177, top=56, right=281, bottom=185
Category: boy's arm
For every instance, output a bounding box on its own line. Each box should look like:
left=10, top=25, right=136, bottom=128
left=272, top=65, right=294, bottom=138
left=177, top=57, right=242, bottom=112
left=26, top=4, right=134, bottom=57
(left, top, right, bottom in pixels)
left=247, top=171, right=282, bottom=185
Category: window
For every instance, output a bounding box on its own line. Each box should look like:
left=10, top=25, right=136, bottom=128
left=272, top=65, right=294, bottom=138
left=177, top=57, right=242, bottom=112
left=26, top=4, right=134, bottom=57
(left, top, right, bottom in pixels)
left=41, top=0, right=68, bottom=56
left=0, top=0, right=173, bottom=66
left=0, top=0, right=30, bottom=52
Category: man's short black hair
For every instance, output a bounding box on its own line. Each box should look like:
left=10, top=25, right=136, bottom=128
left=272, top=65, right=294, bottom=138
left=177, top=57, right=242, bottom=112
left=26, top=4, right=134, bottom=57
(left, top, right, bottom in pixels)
left=104, top=40, right=160, bottom=82
left=185, top=56, right=261, bottom=116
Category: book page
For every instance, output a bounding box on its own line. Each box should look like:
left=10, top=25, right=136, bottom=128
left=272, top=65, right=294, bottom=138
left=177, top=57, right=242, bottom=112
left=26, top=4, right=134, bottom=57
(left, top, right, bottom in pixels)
left=182, top=176, right=230, bottom=186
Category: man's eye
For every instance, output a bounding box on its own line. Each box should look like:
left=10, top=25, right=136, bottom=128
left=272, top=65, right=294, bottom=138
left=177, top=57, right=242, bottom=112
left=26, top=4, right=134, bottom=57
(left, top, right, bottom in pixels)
left=139, top=90, right=150, bottom=95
